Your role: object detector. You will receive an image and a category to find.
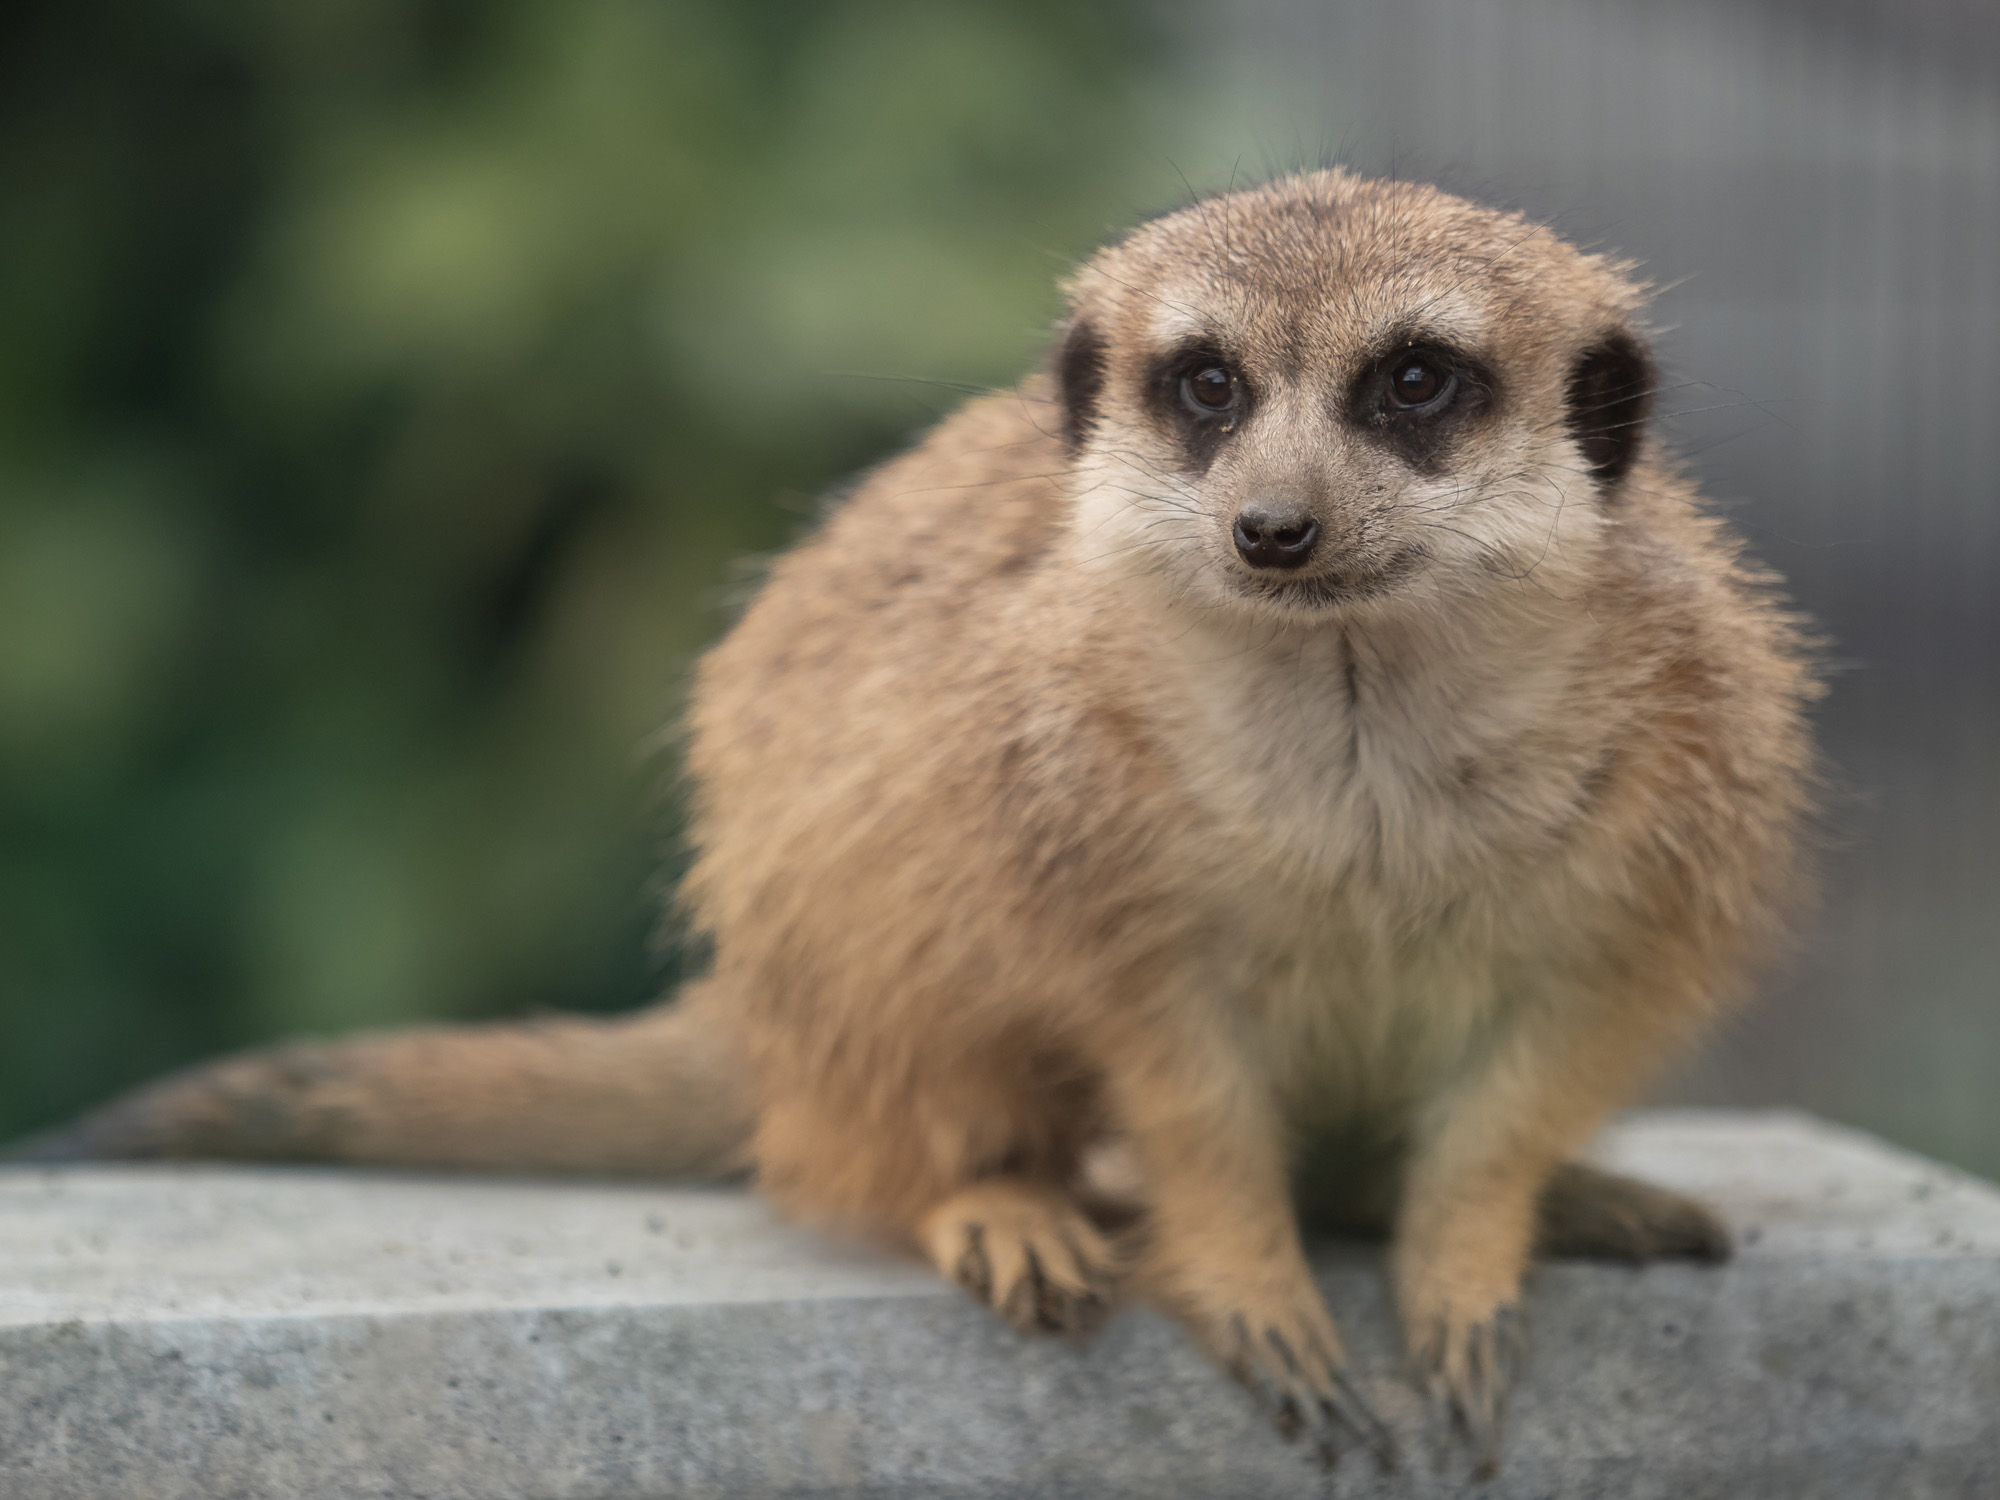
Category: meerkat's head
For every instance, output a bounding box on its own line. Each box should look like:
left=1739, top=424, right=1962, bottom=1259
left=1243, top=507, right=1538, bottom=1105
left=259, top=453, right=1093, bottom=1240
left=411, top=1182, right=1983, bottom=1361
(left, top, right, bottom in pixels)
left=1054, top=170, right=1657, bottom=622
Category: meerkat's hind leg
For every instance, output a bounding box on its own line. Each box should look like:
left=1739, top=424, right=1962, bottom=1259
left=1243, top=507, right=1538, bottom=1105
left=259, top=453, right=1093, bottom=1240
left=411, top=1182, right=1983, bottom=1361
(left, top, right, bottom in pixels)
left=1536, top=1162, right=1732, bottom=1264
left=918, top=1177, right=1117, bottom=1337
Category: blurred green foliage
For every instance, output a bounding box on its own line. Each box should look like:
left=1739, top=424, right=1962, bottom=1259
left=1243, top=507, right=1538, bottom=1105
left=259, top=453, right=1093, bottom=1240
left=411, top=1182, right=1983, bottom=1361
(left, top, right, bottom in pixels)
left=0, top=0, right=1198, bottom=1138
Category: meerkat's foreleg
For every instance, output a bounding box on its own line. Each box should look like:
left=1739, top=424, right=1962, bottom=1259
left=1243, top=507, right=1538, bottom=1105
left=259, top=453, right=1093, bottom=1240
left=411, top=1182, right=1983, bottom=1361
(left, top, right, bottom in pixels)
left=1104, top=1010, right=1396, bottom=1468
left=1391, top=985, right=1705, bottom=1476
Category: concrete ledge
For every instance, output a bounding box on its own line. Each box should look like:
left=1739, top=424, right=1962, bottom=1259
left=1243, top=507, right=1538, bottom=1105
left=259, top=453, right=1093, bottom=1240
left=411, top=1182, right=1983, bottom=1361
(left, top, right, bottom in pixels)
left=2, top=1110, right=1997, bottom=1498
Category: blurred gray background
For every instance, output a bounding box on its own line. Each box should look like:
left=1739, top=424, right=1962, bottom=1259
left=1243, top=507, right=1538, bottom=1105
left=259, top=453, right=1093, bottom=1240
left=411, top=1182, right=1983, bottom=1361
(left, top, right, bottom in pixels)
left=2, top=0, right=1994, bottom=1175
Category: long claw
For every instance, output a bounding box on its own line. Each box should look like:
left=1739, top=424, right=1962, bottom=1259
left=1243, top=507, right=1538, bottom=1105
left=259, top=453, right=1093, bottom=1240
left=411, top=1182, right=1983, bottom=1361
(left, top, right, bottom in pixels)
left=954, top=1224, right=992, bottom=1303
left=1414, top=1303, right=1522, bottom=1479
left=1324, top=1365, right=1400, bottom=1470
left=1274, top=1395, right=1304, bottom=1442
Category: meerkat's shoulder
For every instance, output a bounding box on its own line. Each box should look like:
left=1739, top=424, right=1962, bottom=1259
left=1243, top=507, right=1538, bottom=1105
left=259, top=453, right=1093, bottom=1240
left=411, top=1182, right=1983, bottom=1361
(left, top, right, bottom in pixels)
left=692, top=380, right=1080, bottom=757
left=790, top=380, right=1070, bottom=585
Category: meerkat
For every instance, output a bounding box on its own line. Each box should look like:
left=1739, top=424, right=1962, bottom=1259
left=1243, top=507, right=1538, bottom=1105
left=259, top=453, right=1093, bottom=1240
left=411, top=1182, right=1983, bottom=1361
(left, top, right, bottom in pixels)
left=20, top=169, right=1817, bottom=1473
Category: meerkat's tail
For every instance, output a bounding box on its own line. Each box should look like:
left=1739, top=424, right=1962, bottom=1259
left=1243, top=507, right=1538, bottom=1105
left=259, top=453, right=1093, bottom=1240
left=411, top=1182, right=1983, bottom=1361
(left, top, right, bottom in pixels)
left=5, top=980, right=753, bottom=1179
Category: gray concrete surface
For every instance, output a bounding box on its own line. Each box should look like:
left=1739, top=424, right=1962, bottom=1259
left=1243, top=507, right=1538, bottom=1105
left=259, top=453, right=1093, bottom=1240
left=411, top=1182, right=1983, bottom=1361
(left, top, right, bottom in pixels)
left=1, top=1109, right=1995, bottom=1498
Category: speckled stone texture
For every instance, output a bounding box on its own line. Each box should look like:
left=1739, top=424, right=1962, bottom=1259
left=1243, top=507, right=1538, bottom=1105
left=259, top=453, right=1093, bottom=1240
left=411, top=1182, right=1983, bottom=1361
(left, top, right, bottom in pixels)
left=1, top=1110, right=1996, bottom=1498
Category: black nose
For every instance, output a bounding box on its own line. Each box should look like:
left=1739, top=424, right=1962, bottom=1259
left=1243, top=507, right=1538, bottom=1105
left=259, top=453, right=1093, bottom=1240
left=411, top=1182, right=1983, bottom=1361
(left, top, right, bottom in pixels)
left=1232, top=507, right=1320, bottom=570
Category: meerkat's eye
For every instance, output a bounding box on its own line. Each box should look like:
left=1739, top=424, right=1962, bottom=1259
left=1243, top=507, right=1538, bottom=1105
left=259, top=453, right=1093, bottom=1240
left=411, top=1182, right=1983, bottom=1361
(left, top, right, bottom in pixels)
left=1182, top=365, right=1238, bottom=413
left=1388, top=353, right=1448, bottom=409
left=1350, top=340, right=1488, bottom=465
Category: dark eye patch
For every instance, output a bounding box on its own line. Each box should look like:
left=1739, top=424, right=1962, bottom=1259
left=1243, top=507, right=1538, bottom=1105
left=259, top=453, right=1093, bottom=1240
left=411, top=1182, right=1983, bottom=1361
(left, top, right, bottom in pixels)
left=1146, top=342, right=1254, bottom=470
left=1348, top=337, right=1494, bottom=472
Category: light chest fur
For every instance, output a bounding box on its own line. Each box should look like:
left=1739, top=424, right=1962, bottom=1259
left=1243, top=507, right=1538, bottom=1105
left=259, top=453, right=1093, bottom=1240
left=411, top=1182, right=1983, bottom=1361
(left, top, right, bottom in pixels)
left=1086, top=533, right=1638, bottom=1124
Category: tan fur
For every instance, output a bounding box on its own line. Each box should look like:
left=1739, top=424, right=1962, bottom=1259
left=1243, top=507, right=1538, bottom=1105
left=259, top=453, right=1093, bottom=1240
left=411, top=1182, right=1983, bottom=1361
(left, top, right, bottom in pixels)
left=27, top=171, right=1816, bottom=1472
left=17, top=984, right=751, bottom=1178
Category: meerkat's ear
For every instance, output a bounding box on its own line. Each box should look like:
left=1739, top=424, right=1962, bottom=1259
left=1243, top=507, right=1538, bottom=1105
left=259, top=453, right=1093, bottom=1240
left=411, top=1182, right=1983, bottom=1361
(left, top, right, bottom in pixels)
left=1565, top=330, right=1654, bottom=490
left=1055, top=317, right=1107, bottom=453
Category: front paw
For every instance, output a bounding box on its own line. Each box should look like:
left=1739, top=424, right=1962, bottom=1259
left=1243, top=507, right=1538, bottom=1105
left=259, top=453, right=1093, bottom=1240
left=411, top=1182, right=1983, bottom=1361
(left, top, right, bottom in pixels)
left=1185, top=1277, right=1398, bottom=1470
left=1403, top=1294, right=1525, bottom=1480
